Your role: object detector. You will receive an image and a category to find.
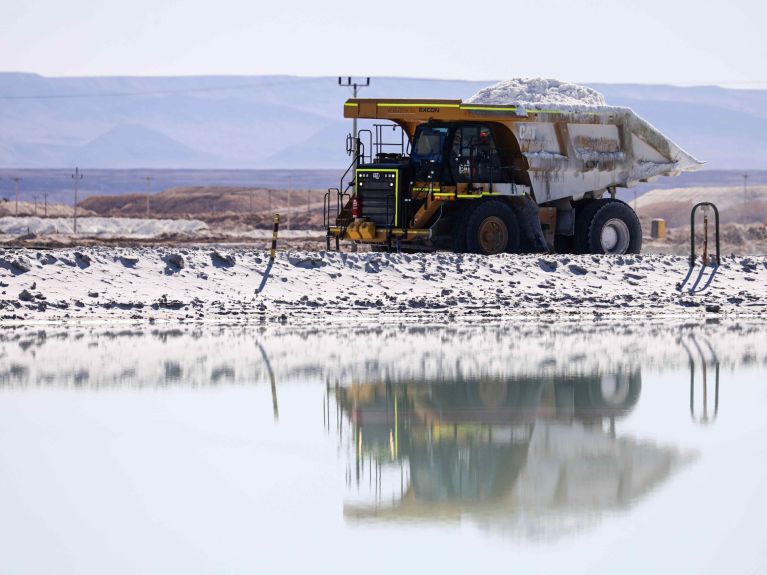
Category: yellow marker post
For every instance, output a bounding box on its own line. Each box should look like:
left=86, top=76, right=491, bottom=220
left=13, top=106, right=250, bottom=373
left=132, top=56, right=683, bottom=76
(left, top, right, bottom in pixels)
left=651, top=218, right=666, bottom=240
left=270, top=214, right=280, bottom=260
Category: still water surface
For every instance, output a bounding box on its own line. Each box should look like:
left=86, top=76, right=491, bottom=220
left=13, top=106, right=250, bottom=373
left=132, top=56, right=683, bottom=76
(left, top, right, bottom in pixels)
left=0, top=323, right=766, bottom=574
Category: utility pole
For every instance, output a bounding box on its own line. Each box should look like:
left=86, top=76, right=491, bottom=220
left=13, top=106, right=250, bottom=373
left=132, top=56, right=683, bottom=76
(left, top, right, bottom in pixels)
left=306, top=188, right=311, bottom=214
left=743, top=173, right=749, bottom=204
left=145, top=175, right=153, bottom=217
left=287, top=175, right=292, bottom=231
left=44, top=192, right=48, bottom=217
left=339, top=77, right=369, bottom=253
left=338, top=77, right=370, bottom=171
left=12, top=177, right=20, bottom=216
left=72, top=167, right=83, bottom=233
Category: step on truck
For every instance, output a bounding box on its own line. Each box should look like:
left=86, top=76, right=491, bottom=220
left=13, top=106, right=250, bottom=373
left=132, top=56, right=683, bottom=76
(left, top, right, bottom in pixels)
left=324, top=98, right=701, bottom=254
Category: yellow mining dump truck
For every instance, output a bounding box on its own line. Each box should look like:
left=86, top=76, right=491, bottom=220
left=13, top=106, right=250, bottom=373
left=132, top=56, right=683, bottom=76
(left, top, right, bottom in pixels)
left=334, top=371, right=677, bottom=526
left=324, top=98, right=701, bottom=254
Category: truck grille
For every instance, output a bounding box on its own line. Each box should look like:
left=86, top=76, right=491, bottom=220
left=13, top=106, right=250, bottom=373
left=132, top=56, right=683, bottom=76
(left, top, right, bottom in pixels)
left=357, top=170, right=397, bottom=227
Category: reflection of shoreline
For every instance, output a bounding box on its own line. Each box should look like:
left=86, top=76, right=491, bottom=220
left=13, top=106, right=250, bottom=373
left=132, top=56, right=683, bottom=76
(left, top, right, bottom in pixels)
left=0, top=321, right=764, bottom=389
left=335, top=373, right=694, bottom=539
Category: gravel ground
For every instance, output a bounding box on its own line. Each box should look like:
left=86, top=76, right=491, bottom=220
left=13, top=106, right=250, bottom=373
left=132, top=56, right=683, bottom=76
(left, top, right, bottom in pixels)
left=1, top=247, right=766, bottom=325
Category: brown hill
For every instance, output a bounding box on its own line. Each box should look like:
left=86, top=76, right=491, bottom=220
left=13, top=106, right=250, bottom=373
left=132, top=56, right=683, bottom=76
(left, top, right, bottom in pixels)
left=635, top=186, right=767, bottom=227
left=79, top=187, right=329, bottom=227
left=0, top=199, right=96, bottom=218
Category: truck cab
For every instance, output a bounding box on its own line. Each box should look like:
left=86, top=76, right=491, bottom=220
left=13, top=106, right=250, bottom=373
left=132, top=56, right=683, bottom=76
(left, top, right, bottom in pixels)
left=341, top=120, right=535, bottom=253
left=411, top=123, right=510, bottom=185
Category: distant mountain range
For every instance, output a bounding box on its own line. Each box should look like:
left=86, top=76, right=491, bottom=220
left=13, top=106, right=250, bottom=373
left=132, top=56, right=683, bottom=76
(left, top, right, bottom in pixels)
left=1, top=73, right=766, bottom=170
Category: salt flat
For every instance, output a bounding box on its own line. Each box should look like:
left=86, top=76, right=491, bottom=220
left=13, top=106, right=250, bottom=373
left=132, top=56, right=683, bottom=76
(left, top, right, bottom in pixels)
left=1, top=247, right=765, bottom=324
left=1, top=320, right=764, bottom=389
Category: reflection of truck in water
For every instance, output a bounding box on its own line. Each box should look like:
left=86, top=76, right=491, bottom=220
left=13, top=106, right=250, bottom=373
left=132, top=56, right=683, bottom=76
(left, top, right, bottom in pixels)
left=334, top=370, right=684, bottom=529
left=325, top=100, right=700, bottom=254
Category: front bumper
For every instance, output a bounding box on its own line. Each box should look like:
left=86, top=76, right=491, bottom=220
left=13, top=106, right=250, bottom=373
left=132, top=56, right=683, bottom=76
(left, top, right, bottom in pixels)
left=327, top=223, right=431, bottom=243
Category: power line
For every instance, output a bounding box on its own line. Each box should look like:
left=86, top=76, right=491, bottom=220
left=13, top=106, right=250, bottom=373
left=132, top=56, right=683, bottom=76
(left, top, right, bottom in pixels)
left=0, top=77, right=322, bottom=101
left=5, top=76, right=767, bottom=101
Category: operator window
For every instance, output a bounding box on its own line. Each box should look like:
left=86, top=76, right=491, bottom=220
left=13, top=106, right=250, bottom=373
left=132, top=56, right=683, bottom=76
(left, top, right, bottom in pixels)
left=450, top=125, right=502, bottom=183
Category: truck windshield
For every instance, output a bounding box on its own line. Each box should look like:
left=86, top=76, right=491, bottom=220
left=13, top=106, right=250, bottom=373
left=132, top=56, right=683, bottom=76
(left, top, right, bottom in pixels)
left=412, top=127, right=448, bottom=160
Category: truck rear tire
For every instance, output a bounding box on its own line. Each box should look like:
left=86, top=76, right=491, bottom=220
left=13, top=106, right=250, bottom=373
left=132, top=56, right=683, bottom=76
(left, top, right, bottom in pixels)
left=461, top=200, right=521, bottom=255
left=576, top=370, right=642, bottom=412
left=575, top=199, right=641, bottom=255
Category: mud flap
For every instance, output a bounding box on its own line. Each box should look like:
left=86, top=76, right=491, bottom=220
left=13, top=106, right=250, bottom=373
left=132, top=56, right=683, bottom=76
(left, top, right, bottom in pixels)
left=510, top=196, right=549, bottom=253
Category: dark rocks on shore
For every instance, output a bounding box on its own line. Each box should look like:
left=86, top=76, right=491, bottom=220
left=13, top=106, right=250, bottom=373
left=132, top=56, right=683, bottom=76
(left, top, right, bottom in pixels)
left=537, top=258, right=558, bottom=272
left=568, top=264, right=589, bottom=275
left=119, top=256, right=139, bottom=267
left=74, top=252, right=91, bottom=268
left=7, top=257, right=32, bottom=274
left=164, top=253, right=185, bottom=271
left=210, top=250, right=235, bottom=268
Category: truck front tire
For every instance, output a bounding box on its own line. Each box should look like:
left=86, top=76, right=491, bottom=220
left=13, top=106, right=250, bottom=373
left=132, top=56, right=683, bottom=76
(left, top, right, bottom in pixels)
left=458, top=200, right=521, bottom=255
left=575, top=199, right=642, bottom=255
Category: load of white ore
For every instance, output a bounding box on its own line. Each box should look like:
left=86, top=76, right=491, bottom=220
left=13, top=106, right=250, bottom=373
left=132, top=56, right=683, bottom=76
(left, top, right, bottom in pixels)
left=466, top=77, right=608, bottom=109
left=465, top=78, right=702, bottom=179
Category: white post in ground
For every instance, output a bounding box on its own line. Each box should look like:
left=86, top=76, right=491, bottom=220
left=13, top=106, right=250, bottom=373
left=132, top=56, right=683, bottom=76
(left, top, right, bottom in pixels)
left=72, top=167, right=83, bottom=233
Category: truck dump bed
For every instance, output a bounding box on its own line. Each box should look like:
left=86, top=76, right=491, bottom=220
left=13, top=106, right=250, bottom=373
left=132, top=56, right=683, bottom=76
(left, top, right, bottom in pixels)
left=345, top=99, right=702, bottom=203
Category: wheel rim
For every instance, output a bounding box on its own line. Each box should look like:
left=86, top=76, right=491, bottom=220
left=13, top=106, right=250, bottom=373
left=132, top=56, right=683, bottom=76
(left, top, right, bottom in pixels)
left=600, top=218, right=631, bottom=254
left=477, top=216, right=508, bottom=254
left=599, top=374, right=631, bottom=406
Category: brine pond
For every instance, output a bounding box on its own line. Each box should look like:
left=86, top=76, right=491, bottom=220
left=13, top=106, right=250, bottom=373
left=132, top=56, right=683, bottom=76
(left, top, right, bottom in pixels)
left=1, top=322, right=766, bottom=574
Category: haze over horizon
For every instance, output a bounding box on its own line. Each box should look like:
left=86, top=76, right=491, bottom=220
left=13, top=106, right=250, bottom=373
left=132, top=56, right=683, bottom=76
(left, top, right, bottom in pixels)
left=3, top=0, right=767, bottom=171
left=2, top=71, right=766, bottom=90
left=2, top=74, right=767, bottom=170
left=1, top=0, right=765, bottom=87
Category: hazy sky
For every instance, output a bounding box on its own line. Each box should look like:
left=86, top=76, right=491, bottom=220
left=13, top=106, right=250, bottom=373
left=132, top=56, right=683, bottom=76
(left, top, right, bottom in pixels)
left=1, top=0, right=765, bottom=86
